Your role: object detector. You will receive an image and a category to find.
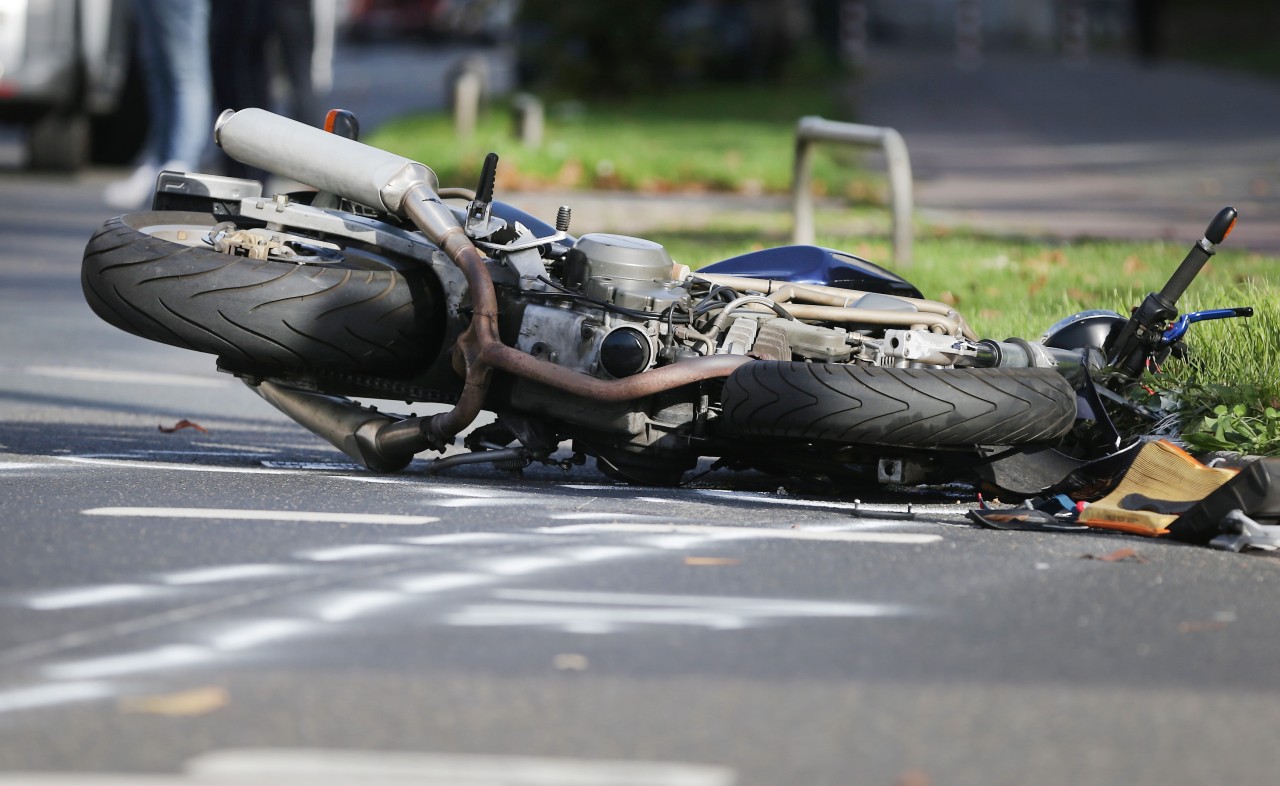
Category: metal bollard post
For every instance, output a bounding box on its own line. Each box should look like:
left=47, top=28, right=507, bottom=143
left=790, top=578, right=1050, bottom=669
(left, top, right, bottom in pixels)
left=792, top=116, right=914, bottom=268
left=511, top=93, right=544, bottom=148
left=453, top=68, right=483, bottom=139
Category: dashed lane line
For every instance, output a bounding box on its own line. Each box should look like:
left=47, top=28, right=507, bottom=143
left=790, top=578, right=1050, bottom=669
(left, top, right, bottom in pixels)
left=81, top=507, right=439, bottom=526
left=537, top=522, right=942, bottom=545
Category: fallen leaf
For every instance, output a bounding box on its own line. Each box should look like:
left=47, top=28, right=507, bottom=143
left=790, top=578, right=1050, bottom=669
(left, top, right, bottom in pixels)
left=683, top=556, right=741, bottom=567
left=118, top=686, right=228, bottom=716
left=158, top=419, right=208, bottom=434
left=1082, top=547, right=1147, bottom=563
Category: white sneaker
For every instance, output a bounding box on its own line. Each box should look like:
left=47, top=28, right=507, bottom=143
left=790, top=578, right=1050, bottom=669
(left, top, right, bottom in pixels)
left=104, top=162, right=160, bottom=209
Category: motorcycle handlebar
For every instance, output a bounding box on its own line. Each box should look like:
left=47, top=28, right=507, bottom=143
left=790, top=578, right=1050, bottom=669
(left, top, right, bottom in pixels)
left=1157, top=206, right=1236, bottom=306
left=214, top=108, right=440, bottom=214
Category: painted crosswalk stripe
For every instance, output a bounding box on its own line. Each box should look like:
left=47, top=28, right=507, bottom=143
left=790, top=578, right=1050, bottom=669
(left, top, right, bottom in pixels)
left=82, top=507, right=439, bottom=526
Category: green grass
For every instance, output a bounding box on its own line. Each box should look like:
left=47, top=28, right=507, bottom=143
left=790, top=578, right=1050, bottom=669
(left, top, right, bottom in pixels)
left=366, top=82, right=876, bottom=197
left=646, top=218, right=1280, bottom=453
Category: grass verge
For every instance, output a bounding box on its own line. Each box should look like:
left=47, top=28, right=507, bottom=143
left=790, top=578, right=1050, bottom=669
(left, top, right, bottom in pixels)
left=367, top=82, right=875, bottom=197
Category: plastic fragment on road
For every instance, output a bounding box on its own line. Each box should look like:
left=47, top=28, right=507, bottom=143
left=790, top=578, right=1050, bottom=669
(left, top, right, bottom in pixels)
left=967, top=494, right=1087, bottom=532
left=1207, top=510, right=1280, bottom=552
left=1168, top=457, right=1280, bottom=545
left=1077, top=440, right=1236, bottom=536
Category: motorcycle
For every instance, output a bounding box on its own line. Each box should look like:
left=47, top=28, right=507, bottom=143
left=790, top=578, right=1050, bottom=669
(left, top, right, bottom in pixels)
left=81, top=108, right=1253, bottom=496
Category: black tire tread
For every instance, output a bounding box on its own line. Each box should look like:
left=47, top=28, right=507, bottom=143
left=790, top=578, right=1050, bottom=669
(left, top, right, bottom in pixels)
left=721, top=362, right=1076, bottom=446
left=82, top=212, right=441, bottom=373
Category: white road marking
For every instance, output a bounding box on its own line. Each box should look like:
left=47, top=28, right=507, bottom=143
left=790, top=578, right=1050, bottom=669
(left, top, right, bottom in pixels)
left=431, top=497, right=550, bottom=508
left=209, top=619, right=313, bottom=652
left=678, top=490, right=925, bottom=513
left=0, top=461, right=47, bottom=471
left=82, top=507, right=440, bottom=526
left=43, top=645, right=211, bottom=680
left=395, top=572, right=493, bottom=594
left=0, top=681, right=115, bottom=714
left=188, top=748, right=737, bottom=786
left=330, top=475, right=419, bottom=484
left=547, top=512, right=679, bottom=521
left=23, top=584, right=162, bottom=611
left=447, top=588, right=913, bottom=633
left=299, top=544, right=426, bottom=561
left=537, top=523, right=941, bottom=544
left=400, top=532, right=542, bottom=546
left=499, top=588, right=914, bottom=617
left=476, top=554, right=580, bottom=576
left=261, top=460, right=367, bottom=471
left=158, top=563, right=305, bottom=586
left=20, top=365, right=231, bottom=388
left=115, top=450, right=275, bottom=458
left=59, top=456, right=319, bottom=475
left=315, top=590, right=409, bottom=622
left=418, top=485, right=516, bottom=498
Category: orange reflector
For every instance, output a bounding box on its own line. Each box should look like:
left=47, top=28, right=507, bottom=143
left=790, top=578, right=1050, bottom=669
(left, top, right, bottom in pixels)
left=1223, top=216, right=1237, bottom=239
left=324, top=109, right=340, bottom=134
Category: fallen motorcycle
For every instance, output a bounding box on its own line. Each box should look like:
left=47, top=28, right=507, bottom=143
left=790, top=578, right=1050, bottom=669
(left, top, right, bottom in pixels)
left=81, top=108, right=1253, bottom=496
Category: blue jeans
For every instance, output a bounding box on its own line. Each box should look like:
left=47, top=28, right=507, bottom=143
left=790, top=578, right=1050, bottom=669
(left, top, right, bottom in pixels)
left=135, top=0, right=212, bottom=168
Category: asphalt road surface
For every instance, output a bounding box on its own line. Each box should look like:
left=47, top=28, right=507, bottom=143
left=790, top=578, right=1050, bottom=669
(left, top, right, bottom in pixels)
left=3, top=57, right=1280, bottom=786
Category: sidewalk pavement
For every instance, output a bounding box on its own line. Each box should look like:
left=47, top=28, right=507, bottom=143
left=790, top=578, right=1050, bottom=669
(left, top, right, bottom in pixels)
left=853, top=48, right=1280, bottom=251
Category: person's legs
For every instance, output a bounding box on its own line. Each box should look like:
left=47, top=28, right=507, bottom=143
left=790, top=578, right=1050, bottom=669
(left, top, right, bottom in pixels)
left=271, top=0, right=318, bottom=125
left=130, top=0, right=168, bottom=167
left=147, top=0, right=212, bottom=168
left=210, top=0, right=271, bottom=179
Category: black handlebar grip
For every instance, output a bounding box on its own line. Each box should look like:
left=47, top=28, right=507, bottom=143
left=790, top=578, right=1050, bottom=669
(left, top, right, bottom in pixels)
left=1158, top=206, right=1238, bottom=305
left=1205, top=206, right=1238, bottom=245
left=476, top=152, right=499, bottom=204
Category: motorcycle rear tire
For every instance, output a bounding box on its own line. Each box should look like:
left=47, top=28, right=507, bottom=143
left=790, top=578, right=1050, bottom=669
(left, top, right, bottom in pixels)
left=720, top=363, right=1076, bottom=446
left=82, top=211, right=443, bottom=374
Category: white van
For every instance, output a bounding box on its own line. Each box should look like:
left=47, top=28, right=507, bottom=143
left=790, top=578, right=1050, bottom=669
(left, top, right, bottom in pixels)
left=0, top=0, right=137, bottom=170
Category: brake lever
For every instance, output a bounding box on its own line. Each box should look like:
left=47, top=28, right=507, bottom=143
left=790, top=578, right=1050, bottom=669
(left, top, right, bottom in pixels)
left=1161, top=307, right=1254, bottom=345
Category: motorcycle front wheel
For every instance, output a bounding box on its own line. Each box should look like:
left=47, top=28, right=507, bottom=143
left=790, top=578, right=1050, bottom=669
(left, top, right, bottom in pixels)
left=720, top=362, right=1076, bottom=446
left=82, top=211, right=444, bottom=374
